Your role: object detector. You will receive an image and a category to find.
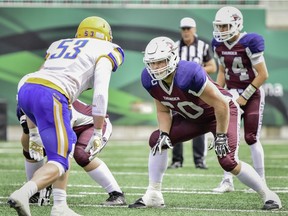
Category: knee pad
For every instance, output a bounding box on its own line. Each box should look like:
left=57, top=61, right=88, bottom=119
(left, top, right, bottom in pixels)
left=219, top=157, right=238, bottom=172
left=244, top=132, right=257, bottom=145
left=149, top=130, right=160, bottom=148
left=73, top=142, right=90, bottom=167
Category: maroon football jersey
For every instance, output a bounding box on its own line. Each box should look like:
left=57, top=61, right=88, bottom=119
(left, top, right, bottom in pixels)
left=212, top=33, right=265, bottom=89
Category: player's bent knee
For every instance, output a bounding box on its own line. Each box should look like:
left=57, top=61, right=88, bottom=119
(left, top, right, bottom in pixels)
left=73, top=143, right=90, bottom=167
left=244, top=133, right=257, bottom=145
left=47, top=161, right=66, bottom=176
left=219, top=158, right=238, bottom=172
left=149, top=130, right=160, bottom=148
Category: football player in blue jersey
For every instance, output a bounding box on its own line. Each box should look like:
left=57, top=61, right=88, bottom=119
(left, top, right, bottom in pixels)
left=128, top=36, right=281, bottom=210
left=212, top=6, right=267, bottom=194
left=16, top=99, right=126, bottom=210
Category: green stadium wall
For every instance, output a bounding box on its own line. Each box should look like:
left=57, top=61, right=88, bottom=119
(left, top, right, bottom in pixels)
left=0, top=7, right=287, bottom=126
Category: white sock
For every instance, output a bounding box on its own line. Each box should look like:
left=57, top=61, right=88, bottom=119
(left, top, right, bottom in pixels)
left=25, top=159, right=44, bottom=181
left=250, top=141, right=265, bottom=180
left=18, top=181, right=38, bottom=198
left=148, top=149, right=168, bottom=191
left=53, top=188, right=67, bottom=206
left=236, top=161, right=269, bottom=200
left=223, top=170, right=233, bottom=182
left=87, top=162, right=121, bottom=194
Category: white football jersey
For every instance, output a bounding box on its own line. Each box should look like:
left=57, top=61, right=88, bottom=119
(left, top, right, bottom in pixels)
left=24, top=38, right=124, bottom=103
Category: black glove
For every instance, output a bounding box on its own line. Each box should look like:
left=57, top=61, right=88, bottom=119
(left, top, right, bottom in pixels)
left=214, top=133, right=230, bottom=158
left=151, top=131, right=173, bottom=156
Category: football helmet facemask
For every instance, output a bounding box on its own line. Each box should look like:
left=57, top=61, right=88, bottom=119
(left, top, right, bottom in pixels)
left=213, top=6, right=243, bottom=42
left=143, top=36, right=179, bottom=80
left=75, top=16, right=113, bottom=42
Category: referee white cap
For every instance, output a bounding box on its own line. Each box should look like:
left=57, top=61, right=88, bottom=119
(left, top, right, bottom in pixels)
left=180, top=17, right=196, bottom=28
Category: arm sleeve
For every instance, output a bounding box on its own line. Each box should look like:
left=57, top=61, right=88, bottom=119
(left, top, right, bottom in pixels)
left=246, top=34, right=265, bottom=65
left=92, top=57, right=113, bottom=116
left=187, top=64, right=207, bottom=96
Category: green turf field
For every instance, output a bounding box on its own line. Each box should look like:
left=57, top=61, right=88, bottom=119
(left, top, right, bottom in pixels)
left=0, top=140, right=287, bottom=216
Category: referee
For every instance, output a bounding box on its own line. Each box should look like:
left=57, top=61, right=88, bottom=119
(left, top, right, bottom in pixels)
left=168, top=17, right=217, bottom=169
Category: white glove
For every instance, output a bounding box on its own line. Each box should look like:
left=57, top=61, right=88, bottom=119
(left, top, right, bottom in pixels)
left=212, top=133, right=231, bottom=158
left=85, top=129, right=105, bottom=161
left=29, top=128, right=44, bottom=161
left=151, top=131, right=173, bottom=156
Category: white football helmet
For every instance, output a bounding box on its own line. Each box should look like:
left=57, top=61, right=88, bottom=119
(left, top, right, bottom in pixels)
left=213, top=6, right=243, bottom=42
left=143, top=36, right=179, bottom=80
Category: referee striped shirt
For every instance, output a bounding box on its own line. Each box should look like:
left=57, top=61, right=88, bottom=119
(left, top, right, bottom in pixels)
left=175, top=36, right=212, bottom=66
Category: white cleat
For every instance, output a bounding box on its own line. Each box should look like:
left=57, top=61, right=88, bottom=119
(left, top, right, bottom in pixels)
left=128, top=190, right=165, bottom=208
left=262, top=191, right=282, bottom=210
left=50, top=204, right=81, bottom=216
left=212, top=178, right=235, bottom=193
left=7, top=190, right=31, bottom=216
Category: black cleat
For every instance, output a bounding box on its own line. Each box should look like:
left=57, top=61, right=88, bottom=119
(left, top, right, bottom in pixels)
left=101, top=191, right=126, bottom=206
left=195, top=163, right=208, bottom=169
left=168, top=161, right=182, bottom=169
left=128, top=198, right=147, bottom=208
left=262, top=200, right=281, bottom=210
left=29, top=192, right=39, bottom=204
left=29, top=185, right=52, bottom=206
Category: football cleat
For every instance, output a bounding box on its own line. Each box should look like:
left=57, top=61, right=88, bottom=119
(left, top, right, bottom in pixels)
left=212, top=178, right=234, bottom=193
left=29, top=185, right=52, bottom=206
left=128, top=190, right=165, bottom=208
left=195, top=162, right=208, bottom=169
left=101, top=191, right=126, bottom=206
left=8, top=190, right=31, bottom=216
left=262, top=191, right=282, bottom=210
left=29, top=192, right=40, bottom=204
left=38, top=185, right=52, bottom=206
left=168, top=161, right=182, bottom=169
left=51, top=204, right=81, bottom=216
left=262, top=200, right=281, bottom=210
left=128, top=198, right=147, bottom=208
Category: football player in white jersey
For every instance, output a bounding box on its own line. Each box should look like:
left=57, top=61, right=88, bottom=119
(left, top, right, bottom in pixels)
left=17, top=100, right=126, bottom=211
left=8, top=16, right=124, bottom=216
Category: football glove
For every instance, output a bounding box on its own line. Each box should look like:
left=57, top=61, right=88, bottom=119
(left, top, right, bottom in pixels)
left=151, top=131, right=173, bottom=156
left=85, top=129, right=106, bottom=161
left=29, top=128, right=44, bottom=161
left=213, top=133, right=231, bottom=158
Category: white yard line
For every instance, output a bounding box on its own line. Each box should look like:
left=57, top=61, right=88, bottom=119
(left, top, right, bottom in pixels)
left=1, top=169, right=288, bottom=179
left=1, top=199, right=287, bottom=214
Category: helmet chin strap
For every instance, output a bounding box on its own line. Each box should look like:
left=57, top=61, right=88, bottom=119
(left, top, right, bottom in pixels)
left=162, top=71, right=175, bottom=86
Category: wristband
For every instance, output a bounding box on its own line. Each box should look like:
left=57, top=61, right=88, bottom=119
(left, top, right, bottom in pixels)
left=29, top=127, right=38, bottom=134
left=94, top=128, right=102, bottom=136
left=216, top=133, right=226, bottom=138
left=160, top=131, right=169, bottom=136
left=241, top=84, right=257, bottom=100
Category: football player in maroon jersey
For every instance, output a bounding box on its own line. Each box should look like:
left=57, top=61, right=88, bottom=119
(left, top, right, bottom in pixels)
left=128, top=36, right=281, bottom=210
left=212, top=6, right=267, bottom=193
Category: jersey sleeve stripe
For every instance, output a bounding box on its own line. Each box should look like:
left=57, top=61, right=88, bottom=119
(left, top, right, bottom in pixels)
left=107, top=47, right=125, bottom=72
